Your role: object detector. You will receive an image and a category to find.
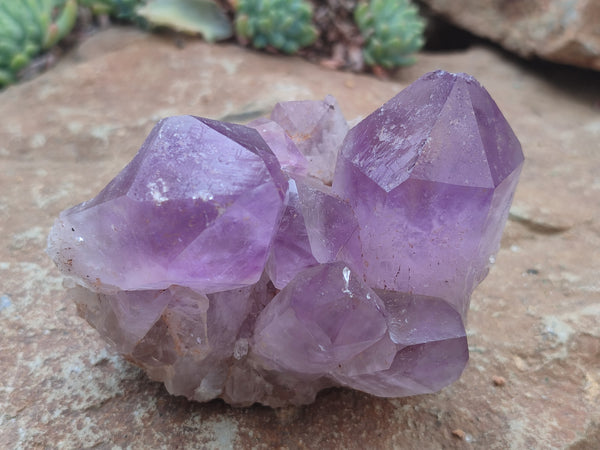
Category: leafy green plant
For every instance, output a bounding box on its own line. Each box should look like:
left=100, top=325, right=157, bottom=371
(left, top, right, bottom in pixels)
left=354, top=0, right=425, bottom=69
left=235, top=0, right=318, bottom=54
left=80, top=0, right=143, bottom=23
left=0, top=0, right=77, bottom=87
left=137, top=0, right=232, bottom=42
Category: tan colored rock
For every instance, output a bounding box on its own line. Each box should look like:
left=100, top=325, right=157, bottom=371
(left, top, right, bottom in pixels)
left=422, top=0, right=600, bottom=71
left=1, top=29, right=599, bottom=448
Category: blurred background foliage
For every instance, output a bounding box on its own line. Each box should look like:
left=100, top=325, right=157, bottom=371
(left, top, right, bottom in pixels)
left=0, top=0, right=427, bottom=88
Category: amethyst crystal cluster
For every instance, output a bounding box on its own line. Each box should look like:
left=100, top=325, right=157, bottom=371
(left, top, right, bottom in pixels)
left=47, top=71, right=523, bottom=407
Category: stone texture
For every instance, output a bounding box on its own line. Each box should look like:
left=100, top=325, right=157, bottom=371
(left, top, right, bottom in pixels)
left=422, top=0, right=600, bottom=71
left=1, top=28, right=599, bottom=447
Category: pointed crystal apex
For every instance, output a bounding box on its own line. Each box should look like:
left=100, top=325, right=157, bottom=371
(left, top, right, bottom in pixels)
left=333, top=71, right=523, bottom=315
left=271, top=95, right=349, bottom=183
left=247, top=118, right=309, bottom=177
left=254, top=262, right=388, bottom=374
left=47, top=115, right=287, bottom=293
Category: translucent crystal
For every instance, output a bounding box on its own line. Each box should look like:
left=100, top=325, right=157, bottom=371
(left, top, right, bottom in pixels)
left=332, top=71, right=524, bottom=317
left=270, top=95, right=348, bottom=184
left=47, top=115, right=287, bottom=294
left=47, top=71, right=523, bottom=407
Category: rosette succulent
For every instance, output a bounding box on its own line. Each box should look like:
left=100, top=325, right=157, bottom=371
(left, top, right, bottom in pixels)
left=354, top=0, right=425, bottom=69
left=0, top=0, right=77, bottom=87
left=235, top=0, right=318, bottom=54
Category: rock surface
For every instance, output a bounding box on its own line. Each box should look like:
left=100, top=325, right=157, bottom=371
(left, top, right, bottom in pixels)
left=1, top=29, right=599, bottom=448
left=422, top=0, right=600, bottom=71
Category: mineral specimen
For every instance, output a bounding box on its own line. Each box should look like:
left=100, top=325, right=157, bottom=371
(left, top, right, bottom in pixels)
left=47, top=71, right=524, bottom=407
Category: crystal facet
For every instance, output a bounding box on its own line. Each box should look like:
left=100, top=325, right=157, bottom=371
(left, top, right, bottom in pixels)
left=47, top=71, right=523, bottom=407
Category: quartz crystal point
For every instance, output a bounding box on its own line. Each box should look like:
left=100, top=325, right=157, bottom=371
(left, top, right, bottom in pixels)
left=47, top=70, right=523, bottom=407
left=270, top=95, right=349, bottom=184
left=254, top=262, right=390, bottom=375
left=265, top=176, right=361, bottom=289
left=47, top=115, right=287, bottom=293
left=254, top=261, right=467, bottom=398
left=332, top=71, right=524, bottom=318
left=247, top=118, right=309, bottom=177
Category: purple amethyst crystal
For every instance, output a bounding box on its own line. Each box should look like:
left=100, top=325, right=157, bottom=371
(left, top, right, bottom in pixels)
left=270, top=95, right=348, bottom=184
left=247, top=118, right=308, bottom=177
left=48, top=116, right=287, bottom=293
left=47, top=71, right=523, bottom=407
left=332, top=71, right=524, bottom=318
left=265, top=176, right=361, bottom=289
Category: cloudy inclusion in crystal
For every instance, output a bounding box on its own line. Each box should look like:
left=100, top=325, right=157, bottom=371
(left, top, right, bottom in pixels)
left=47, top=72, right=523, bottom=407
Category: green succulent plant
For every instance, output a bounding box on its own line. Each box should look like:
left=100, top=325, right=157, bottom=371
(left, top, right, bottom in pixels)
left=0, top=0, right=77, bottom=87
left=354, top=0, right=425, bottom=69
left=235, top=0, right=318, bottom=54
left=80, top=0, right=143, bottom=23
left=137, top=0, right=232, bottom=42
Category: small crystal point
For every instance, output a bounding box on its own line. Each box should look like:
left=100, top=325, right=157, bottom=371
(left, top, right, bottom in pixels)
left=247, top=117, right=309, bottom=177
left=265, top=176, right=361, bottom=288
left=253, top=262, right=389, bottom=374
left=333, top=290, right=468, bottom=397
left=265, top=178, right=318, bottom=289
left=48, top=71, right=523, bottom=407
left=271, top=95, right=349, bottom=184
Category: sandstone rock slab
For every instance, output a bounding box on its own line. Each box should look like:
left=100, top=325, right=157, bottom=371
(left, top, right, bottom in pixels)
left=1, top=29, right=599, bottom=448
left=422, top=0, right=600, bottom=71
